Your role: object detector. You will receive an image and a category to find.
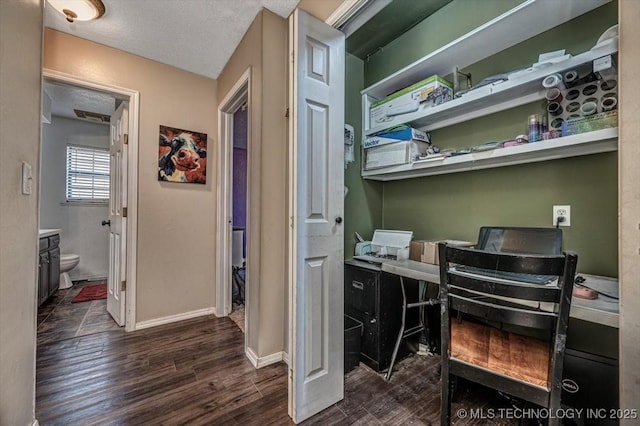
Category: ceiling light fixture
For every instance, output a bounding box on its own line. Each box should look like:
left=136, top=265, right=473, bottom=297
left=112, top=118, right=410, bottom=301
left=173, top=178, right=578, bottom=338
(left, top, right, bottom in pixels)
left=48, top=0, right=106, bottom=23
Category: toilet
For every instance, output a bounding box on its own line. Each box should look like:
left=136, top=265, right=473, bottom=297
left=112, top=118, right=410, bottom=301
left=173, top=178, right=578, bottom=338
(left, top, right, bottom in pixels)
left=59, top=254, right=80, bottom=289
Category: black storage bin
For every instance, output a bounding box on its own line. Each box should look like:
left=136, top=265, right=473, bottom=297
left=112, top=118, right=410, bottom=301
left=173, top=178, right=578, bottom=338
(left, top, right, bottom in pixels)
left=344, top=315, right=363, bottom=373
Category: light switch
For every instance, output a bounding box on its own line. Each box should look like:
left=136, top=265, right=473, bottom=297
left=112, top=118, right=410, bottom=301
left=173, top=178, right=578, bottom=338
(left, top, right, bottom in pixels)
left=22, top=161, right=33, bottom=195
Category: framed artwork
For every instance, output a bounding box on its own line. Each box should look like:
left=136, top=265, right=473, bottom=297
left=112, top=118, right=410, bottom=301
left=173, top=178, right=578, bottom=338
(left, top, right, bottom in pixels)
left=158, top=125, right=207, bottom=184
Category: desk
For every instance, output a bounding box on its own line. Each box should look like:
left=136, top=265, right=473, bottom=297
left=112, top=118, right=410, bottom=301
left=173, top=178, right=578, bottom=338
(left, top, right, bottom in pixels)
left=380, top=259, right=620, bottom=328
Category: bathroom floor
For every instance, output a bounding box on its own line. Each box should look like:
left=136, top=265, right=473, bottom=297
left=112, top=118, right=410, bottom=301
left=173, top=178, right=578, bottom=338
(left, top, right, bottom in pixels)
left=37, top=279, right=121, bottom=345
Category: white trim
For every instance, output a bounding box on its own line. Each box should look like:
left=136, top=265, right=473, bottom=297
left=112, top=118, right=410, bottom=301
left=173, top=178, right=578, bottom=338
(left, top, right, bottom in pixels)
left=42, top=69, right=139, bottom=333
left=246, top=347, right=287, bottom=368
left=216, top=68, right=251, bottom=318
left=70, top=274, right=108, bottom=282
left=216, top=67, right=253, bottom=359
left=246, top=346, right=259, bottom=367
left=135, top=307, right=217, bottom=330
left=32, top=420, right=40, bottom=426
left=325, top=0, right=370, bottom=26
left=325, top=0, right=390, bottom=37
left=283, top=351, right=290, bottom=366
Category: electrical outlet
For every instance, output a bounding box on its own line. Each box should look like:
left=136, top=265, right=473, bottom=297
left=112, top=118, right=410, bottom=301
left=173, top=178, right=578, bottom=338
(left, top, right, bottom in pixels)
left=553, top=205, right=571, bottom=227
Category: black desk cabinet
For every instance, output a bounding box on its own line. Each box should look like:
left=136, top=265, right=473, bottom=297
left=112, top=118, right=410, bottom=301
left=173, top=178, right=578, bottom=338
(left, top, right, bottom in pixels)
left=344, top=260, right=420, bottom=372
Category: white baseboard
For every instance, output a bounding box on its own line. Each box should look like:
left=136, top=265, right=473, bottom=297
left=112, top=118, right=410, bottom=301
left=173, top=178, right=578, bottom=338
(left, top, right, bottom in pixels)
left=283, top=351, right=290, bottom=366
left=246, top=347, right=259, bottom=367
left=135, top=307, right=217, bottom=330
left=32, top=420, right=40, bottom=426
left=246, top=347, right=287, bottom=368
left=71, top=274, right=107, bottom=282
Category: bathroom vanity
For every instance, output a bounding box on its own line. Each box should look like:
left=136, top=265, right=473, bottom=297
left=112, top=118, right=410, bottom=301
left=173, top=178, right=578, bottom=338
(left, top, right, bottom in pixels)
left=38, top=229, right=61, bottom=306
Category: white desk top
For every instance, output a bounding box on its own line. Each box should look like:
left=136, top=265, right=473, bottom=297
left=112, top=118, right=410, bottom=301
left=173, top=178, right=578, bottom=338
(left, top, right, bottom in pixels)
left=373, top=259, right=619, bottom=328
left=39, top=229, right=61, bottom=238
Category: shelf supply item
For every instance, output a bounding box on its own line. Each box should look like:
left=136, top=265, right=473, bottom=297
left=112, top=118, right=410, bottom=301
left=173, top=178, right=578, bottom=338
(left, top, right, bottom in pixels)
left=563, top=70, right=579, bottom=87
left=528, top=114, right=541, bottom=142
left=593, top=54, right=617, bottom=81
left=363, top=125, right=430, bottom=149
left=563, top=64, right=597, bottom=88
left=545, top=87, right=563, bottom=103
left=601, top=96, right=617, bottom=112
left=542, top=73, right=565, bottom=90
left=542, top=129, right=559, bottom=140
left=369, top=75, right=453, bottom=127
left=547, top=102, right=563, bottom=117
left=581, top=101, right=598, bottom=116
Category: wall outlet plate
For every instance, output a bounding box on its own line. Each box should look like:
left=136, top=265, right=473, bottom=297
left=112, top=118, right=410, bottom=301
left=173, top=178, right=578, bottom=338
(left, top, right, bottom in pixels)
left=553, top=205, right=571, bottom=227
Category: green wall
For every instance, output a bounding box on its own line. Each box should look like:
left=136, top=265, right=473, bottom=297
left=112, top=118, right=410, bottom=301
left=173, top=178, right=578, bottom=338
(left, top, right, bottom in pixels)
left=365, top=0, right=524, bottom=86
left=344, top=53, right=383, bottom=258
left=349, top=0, right=619, bottom=276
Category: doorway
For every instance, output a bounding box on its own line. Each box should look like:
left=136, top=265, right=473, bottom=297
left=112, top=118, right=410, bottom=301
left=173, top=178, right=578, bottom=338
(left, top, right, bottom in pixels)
left=40, top=70, right=139, bottom=333
left=216, top=69, right=251, bottom=340
left=228, top=104, right=248, bottom=333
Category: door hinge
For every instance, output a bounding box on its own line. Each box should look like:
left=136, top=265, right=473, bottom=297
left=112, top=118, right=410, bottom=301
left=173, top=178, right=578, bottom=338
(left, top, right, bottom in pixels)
left=122, top=207, right=128, bottom=218
left=121, top=280, right=126, bottom=291
left=124, top=134, right=129, bottom=145
left=285, top=108, right=289, bottom=118
left=291, top=51, right=295, bottom=64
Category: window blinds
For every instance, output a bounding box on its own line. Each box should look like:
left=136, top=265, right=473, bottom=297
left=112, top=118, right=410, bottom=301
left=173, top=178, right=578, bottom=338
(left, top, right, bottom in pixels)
left=66, top=145, right=110, bottom=201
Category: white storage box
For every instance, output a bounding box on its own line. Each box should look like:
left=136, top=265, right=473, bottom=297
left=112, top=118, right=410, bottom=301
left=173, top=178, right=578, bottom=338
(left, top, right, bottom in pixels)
left=364, top=140, right=429, bottom=170
left=369, top=75, right=453, bottom=127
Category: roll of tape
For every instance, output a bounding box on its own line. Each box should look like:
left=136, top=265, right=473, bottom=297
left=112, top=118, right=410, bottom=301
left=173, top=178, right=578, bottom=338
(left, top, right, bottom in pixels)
left=601, top=96, right=617, bottom=111
left=581, top=101, right=598, bottom=116
left=547, top=102, right=563, bottom=116
left=564, top=70, right=579, bottom=86
left=542, top=73, right=566, bottom=90
left=545, top=87, right=563, bottom=102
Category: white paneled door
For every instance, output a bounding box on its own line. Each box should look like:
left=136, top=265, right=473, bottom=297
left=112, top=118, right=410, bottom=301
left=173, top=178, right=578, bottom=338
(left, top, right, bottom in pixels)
left=288, top=9, right=345, bottom=424
left=107, top=101, right=128, bottom=326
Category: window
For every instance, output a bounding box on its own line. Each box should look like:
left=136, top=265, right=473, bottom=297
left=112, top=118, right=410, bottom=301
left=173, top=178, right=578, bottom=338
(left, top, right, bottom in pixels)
left=66, top=145, right=110, bottom=202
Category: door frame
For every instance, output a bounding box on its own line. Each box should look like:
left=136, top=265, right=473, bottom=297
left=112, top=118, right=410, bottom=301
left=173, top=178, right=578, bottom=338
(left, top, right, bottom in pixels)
left=216, top=68, right=252, bottom=345
left=42, top=69, right=139, bottom=332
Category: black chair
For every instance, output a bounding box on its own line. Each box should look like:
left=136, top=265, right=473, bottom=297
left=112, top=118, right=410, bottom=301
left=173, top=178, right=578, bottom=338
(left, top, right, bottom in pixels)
left=438, top=243, right=578, bottom=426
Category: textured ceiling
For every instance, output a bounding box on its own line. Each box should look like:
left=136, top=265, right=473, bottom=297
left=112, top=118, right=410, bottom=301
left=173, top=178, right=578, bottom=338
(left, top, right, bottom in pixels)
left=43, top=81, right=119, bottom=123
left=44, top=0, right=301, bottom=79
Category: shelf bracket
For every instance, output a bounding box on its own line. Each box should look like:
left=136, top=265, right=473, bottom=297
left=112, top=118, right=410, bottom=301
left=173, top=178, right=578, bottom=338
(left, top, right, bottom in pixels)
left=452, top=66, right=472, bottom=95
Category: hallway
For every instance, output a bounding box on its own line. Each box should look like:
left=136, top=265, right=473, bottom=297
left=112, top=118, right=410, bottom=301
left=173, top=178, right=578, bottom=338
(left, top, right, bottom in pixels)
left=35, top=311, right=517, bottom=425
left=37, top=280, right=120, bottom=346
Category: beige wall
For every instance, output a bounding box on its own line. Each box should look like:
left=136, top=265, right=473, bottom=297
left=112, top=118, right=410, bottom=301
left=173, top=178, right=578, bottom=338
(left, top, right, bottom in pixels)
left=618, top=0, right=640, bottom=416
left=217, top=9, right=288, bottom=358
left=0, top=1, right=42, bottom=425
left=44, top=29, right=218, bottom=323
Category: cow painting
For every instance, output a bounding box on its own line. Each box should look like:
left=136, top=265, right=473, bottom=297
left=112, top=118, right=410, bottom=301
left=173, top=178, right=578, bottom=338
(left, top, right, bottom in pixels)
left=158, top=125, right=207, bottom=184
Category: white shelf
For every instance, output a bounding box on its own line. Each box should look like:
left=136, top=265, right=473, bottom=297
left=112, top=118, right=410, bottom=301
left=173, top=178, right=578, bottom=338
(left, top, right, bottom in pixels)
left=361, top=0, right=612, bottom=100
left=362, top=128, right=618, bottom=181
left=364, top=42, right=618, bottom=136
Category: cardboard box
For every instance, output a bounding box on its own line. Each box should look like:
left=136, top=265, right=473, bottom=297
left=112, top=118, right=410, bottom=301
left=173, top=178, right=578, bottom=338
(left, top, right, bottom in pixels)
left=369, top=75, right=453, bottom=126
left=364, top=140, right=429, bottom=170
left=363, top=127, right=431, bottom=149
left=409, top=240, right=473, bottom=265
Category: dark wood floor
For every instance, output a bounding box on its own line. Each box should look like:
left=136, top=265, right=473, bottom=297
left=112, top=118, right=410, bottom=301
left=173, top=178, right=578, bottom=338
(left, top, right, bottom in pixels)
left=37, top=280, right=120, bottom=346
left=36, top=308, right=518, bottom=425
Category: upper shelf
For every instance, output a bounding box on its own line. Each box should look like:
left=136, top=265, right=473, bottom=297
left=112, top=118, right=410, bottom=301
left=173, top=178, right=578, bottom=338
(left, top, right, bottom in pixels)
left=364, top=41, right=618, bottom=136
left=362, top=127, right=618, bottom=181
left=361, top=0, right=612, bottom=100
